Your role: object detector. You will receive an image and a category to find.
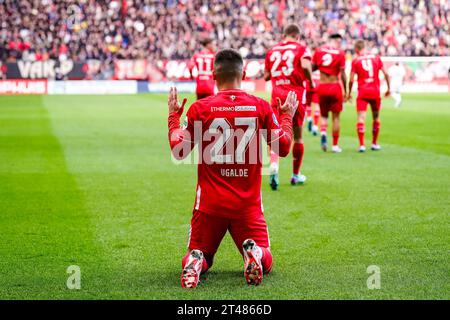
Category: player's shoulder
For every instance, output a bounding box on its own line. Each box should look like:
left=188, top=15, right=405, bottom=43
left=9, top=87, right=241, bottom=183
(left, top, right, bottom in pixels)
left=194, top=94, right=216, bottom=107
left=237, top=91, right=270, bottom=111
left=271, top=41, right=299, bottom=51
left=266, top=44, right=275, bottom=54
left=352, top=54, right=362, bottom=62
left=294, top=42, right=309, bottom=54
left=315, top=46, right=324, bottom=53
left=188, top=95, right=215, bottom=113
left=196, top=50, right=214, bottom=58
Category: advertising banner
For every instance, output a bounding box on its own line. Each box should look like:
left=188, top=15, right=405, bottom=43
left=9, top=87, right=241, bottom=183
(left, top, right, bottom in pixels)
left=1, top=60, right=86, bottom=79
left=0, top=79, right=47, bottom=94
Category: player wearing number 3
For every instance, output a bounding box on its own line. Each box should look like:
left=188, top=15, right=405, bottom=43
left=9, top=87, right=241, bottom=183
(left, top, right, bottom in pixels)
left=347, top=40, right=390, bottom=152
left=264, top=24, right=315, bottom=190
left=168, top=49, right=299, bottom=288
left=312, top=33, right=347, bottom=153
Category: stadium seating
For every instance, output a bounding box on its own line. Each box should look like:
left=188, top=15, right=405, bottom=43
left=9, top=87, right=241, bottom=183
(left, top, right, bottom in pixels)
left=0, top=0, right=448, bottom=79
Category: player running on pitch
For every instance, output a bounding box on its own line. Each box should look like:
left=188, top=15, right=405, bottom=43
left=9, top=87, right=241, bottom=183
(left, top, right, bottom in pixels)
left=264, top=24, right=314, bottom=189
left=312, top=33, right=347, bottom=153
left=168, top=49, right=299, bottom=288
left=388, top=62, right=406, bottom=108
left=189, top=38, right=216, bottom=100
left=347, top=39, right=391, bottom=152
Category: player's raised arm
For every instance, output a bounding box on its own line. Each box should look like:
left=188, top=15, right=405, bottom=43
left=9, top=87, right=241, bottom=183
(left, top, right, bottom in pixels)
left=167, top=87, right=194, bottom=159
left=301, top=57, right=314, bottom=89
left=265, top=91, right=299, bottom=157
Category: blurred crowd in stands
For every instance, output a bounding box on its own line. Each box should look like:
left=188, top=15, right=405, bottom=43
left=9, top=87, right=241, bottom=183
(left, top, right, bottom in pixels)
left=1, top=0, right=448, bottom=73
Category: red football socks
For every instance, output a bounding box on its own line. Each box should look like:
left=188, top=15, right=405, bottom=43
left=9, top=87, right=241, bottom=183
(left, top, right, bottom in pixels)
left=357, top=122, right=365, bottom=146
left=292, top=142, right=304, bottom=175
left=332, top=131, right=340, bottom=146
left=320, top=122, right=327, bottom=135
left=313, top=110, right=320, bottom=126
left=372, top=120, right=381, bottom=145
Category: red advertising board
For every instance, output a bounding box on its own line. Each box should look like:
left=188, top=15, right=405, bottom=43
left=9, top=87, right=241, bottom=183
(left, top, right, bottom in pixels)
left=0, top=79, right=48, bottom=94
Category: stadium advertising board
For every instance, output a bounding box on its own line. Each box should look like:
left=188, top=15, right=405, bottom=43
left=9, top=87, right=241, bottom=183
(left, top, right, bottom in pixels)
left=47, top=80, right=137, bottom=95
left=1, top=60, right=87, bottom=79
left=116, top=58, right=450, bottom=93
left=1, top=57, right=447, bottom=94
left=0, top=79, right=47, bottom=94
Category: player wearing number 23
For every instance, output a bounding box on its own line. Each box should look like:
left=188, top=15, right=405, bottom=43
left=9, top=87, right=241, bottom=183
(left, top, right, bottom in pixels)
left=264, top=24, right=314, bottom=189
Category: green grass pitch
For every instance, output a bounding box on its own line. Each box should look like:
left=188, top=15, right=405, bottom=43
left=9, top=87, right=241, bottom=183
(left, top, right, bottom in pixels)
left=0, top=92, right=448, bottom=299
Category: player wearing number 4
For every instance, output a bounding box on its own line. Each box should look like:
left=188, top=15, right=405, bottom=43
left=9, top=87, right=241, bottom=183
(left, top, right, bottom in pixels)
left=264, top=24, right=315, bottom=190
left=168, top=49, right=300, bottom=288
left=347, top=40, right=390, bottom=152
left=312, top=33, right=347, bottom=153
left=189, top=37, right=216, bottom=100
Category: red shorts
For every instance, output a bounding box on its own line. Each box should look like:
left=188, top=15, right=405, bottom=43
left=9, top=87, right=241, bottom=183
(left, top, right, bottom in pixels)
left=317, top=83, right=343, bottom=117
left=188, top=210, right=270, bottom=256
left=356, top=97, right=381, bottom=112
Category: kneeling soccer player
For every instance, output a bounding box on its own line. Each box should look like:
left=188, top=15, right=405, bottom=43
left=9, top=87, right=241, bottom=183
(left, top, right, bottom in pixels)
left=168, top=49, right=299, bottom=288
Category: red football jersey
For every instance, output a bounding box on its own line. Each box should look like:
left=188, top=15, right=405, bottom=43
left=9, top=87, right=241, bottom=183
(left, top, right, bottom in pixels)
left=312, top=46, right=346, bottom=76
left=265, top=41, right=311, bottom=106
left=190, top=50, right=215, bottom=94
left=351, top=54, right=384, bottom=99
left=168, top=89, right=293, bottom=218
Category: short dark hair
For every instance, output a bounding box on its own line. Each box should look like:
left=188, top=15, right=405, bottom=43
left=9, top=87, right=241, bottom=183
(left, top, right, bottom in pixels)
left=355, top=39, right=365, bottom=51
left=329, top=33, right=343, bottom=40
left=200, top=37, right=213, bottom=47
left=214, top=49, right=244, bottom=82
left=283, top=24, right=301, bottom=37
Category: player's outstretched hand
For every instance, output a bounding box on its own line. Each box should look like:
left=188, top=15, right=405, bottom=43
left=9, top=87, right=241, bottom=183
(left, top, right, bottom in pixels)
left=278, top=91, right=299, bottom=117
left=345, top=94, right=353, bottom=102
left=168, top=87, right=187, bottom=115
left=384, top=90, right=391, bottom=98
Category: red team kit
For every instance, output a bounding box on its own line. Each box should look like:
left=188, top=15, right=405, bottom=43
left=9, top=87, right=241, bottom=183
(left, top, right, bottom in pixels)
left=264, top=40, right=311, bottom=125
left=169, top=31, right=388, bottom=288
left=312, top=46, right=346, bottom=117
left=189, top=49, right=216, bottom=99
